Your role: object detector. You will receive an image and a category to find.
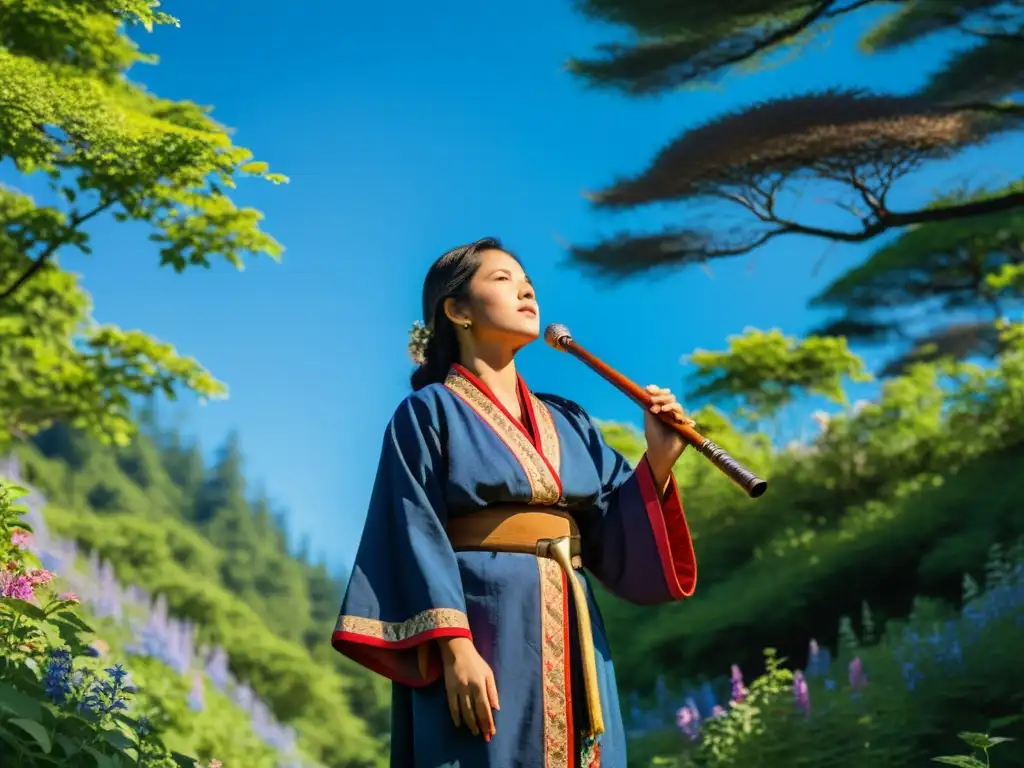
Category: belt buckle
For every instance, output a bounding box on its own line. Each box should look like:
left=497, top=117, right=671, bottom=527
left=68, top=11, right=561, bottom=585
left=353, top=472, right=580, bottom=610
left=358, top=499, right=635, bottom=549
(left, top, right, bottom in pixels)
left=536, top=536, right=582, bottom=568
left=535, top=537, right=557, bottom=559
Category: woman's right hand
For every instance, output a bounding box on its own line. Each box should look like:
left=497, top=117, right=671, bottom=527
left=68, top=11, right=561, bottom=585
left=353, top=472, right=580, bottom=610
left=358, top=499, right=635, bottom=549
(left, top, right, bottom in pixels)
left=438, top=637, right=500, bottom=741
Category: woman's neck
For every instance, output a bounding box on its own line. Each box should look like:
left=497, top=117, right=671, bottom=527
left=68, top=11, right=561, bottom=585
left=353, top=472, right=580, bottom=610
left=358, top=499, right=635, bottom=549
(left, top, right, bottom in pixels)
left=460, top=346, right=520, bottom=413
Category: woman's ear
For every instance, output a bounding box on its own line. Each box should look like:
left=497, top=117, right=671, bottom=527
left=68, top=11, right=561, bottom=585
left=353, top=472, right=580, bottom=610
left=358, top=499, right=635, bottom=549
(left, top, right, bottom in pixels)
left=443, top=296, right=471, bottom=328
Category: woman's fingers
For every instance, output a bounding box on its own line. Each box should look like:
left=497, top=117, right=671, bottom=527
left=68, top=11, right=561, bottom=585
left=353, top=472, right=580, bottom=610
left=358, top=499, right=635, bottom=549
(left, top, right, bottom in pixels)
left=646, top=384, right=678, bottom=413
left=460, top=692, right=480, bottom=736
left=474, top=685, right=496, bottom=740
left=447, top=690, right=461, bottom=728
left=486, top=673, right=501, bottom=712
left=646, top=384, right=689, bottom=420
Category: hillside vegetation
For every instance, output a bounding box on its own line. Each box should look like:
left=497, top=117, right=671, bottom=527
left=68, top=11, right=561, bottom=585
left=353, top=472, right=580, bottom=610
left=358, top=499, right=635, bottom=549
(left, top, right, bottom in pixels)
left=12, top=417, right=391, bottom=766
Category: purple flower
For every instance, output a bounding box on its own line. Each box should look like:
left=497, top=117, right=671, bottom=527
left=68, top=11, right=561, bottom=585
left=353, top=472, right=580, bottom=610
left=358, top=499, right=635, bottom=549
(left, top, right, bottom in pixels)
left=675, top=702, right=702, bottom=741
left=849, top=657, right=868, bottom=690
left=793, top=671, right=811, bottom=714
left=10, top=530, right=31, bottom=549
left=729, top=664, right=748, bottom=703
left=187, top=672, right=205, bottom=713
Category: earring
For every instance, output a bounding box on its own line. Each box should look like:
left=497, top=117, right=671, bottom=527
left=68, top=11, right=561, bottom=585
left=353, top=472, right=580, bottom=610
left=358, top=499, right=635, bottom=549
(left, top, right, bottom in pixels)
left=463, top=322, right=471, bottom=329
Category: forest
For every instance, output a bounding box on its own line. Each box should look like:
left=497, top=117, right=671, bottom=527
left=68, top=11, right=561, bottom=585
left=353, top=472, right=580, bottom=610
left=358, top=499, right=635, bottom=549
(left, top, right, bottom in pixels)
left=1, top=0, right=1023, bottom=766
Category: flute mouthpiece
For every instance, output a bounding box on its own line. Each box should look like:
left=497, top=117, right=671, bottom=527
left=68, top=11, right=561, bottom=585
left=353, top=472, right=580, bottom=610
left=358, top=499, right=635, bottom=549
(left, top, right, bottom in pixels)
left=544, top=323, right=572, bottom=350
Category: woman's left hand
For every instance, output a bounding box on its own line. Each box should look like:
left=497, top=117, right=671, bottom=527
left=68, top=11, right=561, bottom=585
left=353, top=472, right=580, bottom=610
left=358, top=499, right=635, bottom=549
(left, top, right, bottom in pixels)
left=643, top=385, right=694, bottom=490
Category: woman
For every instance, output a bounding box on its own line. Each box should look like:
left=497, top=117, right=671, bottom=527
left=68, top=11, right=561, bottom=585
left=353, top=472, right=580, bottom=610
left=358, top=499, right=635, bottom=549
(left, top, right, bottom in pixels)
left=332, top=238, right=698, bottom=768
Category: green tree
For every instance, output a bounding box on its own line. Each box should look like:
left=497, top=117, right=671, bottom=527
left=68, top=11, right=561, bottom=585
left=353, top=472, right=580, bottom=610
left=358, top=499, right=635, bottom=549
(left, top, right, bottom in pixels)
left=565, top=0, right=1024, bottom=276
left=811, top=186, right=1024, bottom=373
left=687, top=328, right=872, bottom=425
left=0, top=0, right=286, bottom=446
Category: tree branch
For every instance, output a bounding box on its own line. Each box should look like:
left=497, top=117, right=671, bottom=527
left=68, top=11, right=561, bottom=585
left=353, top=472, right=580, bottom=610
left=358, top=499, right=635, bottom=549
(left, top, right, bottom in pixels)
left=952, top=101, right=1024, bottom=117
left=698, top=1, right=835, bottom=79
left=569, top=0, right=883, bottom=94
left=755, top=187, right=1024, bottom=246
left=576, top=186, right=1024, bottom=276
left=0, top=199, right=116, bottom=303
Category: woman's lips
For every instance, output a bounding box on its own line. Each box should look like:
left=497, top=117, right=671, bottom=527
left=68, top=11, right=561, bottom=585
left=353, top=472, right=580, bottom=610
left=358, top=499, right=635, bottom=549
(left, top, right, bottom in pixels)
left=518, top=307, right=537, bottom=317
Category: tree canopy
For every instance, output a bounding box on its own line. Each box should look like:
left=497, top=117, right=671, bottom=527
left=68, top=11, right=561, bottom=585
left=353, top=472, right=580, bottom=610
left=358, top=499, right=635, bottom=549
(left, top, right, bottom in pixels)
left=0, top=0, right=286, bottom=445
left=809, top=181, right=1024, bottom=372
left=566, top=0, right=1024, bottom=277
left=686, top=327, right=872, bottom=424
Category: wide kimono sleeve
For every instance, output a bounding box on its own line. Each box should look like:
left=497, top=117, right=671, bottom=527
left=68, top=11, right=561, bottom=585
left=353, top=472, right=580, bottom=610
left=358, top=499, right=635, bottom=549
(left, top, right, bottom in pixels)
left=560, top=397, right=698, bottom=606
left=330, top=395, right=472, bottom=687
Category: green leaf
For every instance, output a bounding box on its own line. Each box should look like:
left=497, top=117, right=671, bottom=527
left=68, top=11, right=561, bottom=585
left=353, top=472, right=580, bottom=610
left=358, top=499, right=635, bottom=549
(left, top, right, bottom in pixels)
left=0, top=597, right=49, bottom=622
left=0, top=682, right=43, bottom=721
left=55, top=611, right=94, bottom=632
left=958, top=732, right=1000, bottom=750
left=85, top=745, right=122, bottom=768
left=1, top=485, right=30, bottom=501
left=55, top=733, right=82, bottom=757
left=932, top=757, right=988, bottom=768
left=10, top=717, right=52, bottom=754
left=170, top=750, right=199, bottom=767
left=101, top=727, right=134, bottom=751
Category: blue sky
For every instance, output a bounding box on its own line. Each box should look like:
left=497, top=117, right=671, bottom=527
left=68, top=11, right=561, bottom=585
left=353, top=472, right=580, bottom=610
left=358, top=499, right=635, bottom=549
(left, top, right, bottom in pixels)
left=19, top=0, right=1022, bottom=571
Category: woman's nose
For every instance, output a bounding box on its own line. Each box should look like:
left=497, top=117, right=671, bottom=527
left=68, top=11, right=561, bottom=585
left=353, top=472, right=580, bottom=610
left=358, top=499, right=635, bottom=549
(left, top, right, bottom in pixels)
left=519, top=281, right=535, bottom=300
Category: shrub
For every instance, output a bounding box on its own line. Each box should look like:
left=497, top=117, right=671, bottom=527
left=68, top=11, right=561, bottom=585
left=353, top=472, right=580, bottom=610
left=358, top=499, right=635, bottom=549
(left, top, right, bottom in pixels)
left=632, top=544, right=1024, bottom=768
left=0, top=479, right=204, bottom=767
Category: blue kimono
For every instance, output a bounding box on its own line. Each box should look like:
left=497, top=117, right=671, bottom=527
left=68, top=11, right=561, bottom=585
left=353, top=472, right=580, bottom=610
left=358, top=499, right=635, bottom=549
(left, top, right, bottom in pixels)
left=332, top=364, right=698, bottom=768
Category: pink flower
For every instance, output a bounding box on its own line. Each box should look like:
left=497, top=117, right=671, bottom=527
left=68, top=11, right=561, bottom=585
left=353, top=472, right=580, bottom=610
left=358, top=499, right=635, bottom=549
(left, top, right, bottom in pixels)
left=729, top=664, right=748, bottom=703
left=793, top=670, right=811, bottom=714
left=27, top=569, right=53, bottom=586
left=849, top=657, right=868, bottom=690
left=59, top=593, right=80, bottom=604
left=0, top=573, right=34, bottom=601
left=209, top=761, right=223, bottom=768
left=10, top=530, right=32, bottom=549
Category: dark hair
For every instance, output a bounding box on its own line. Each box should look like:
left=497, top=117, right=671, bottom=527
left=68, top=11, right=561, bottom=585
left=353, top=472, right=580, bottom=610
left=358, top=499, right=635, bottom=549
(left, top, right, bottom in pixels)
left=410, top=237, right=506, bottom=391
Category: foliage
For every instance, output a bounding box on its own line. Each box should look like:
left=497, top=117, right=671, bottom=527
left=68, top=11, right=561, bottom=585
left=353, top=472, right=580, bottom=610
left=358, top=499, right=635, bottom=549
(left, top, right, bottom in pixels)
left=810, top=183, right=1024, bottom=374
left=564, top=0, right=1024, bottom=277
left=630, top=543, right=1024, bottom=767
left=566, top=0, right=869, bottom=95
left=933, top=731, right=1016, bottom=768
left=686, top=327, right=871, bottom=424
left=0, top=478, right=200, bottom=767
left=937, top=733, right=1015, bottom=768
left=11, top=420, right=391, bottom=767
left=591, top=321, right=1024, bottom=694
left=0, top=0, right=287, bottom=446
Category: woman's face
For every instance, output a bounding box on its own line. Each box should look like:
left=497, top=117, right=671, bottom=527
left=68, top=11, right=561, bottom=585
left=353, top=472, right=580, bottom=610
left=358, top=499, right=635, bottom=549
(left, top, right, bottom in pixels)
left=447, top=248, right=540, bottom=347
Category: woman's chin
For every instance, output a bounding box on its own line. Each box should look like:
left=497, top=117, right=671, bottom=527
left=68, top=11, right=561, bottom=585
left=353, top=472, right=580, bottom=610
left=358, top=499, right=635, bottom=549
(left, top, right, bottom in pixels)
left=504, top=322, right=541, bottom=346
left=518, top=321, right=541, bottom=341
